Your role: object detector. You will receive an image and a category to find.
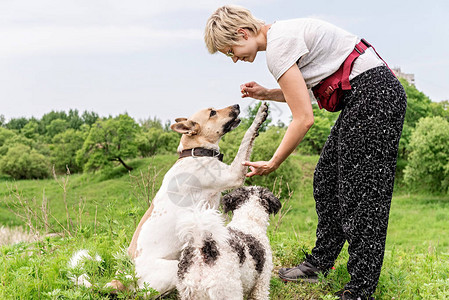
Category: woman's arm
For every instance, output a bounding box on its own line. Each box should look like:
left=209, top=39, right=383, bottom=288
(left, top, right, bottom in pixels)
left=240, top=82, right=286, bottom=102
left=243, top=64, right=314, bottom=177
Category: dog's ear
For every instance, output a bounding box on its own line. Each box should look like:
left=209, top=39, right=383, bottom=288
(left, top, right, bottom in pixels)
left=258, top=187, right=281, bottom=215
left=222, top=187, right=248, bottom=213
left=170, top=119, right=200, bottom=136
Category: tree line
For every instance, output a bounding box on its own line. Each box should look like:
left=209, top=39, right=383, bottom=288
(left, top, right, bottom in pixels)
left=1, top=79, right=448, bottom=193
left=0, top=110, right=179, bottom=178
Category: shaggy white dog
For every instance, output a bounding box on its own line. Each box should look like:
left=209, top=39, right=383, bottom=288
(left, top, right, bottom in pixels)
left=176, top=186, right=281, bottom=300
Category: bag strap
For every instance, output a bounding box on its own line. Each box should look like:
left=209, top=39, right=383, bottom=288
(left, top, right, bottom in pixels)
left=359, top=39, right=396, bottom=76
left=341, top=39, right=395, bottom=90
left=340, top=40, right=369, bottom=90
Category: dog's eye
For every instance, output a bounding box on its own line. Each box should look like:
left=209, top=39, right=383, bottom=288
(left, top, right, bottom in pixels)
left=209, top=110, right=216, bottom=117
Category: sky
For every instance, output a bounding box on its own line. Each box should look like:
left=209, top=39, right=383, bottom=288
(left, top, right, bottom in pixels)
left=1, top=0, right=448, bottom=124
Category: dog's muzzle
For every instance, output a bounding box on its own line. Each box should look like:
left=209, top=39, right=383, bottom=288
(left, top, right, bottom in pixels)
left=222, top=105, right=241, bottom=133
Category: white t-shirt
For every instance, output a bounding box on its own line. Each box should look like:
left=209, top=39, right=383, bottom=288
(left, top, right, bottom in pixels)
left=266, top=18, right=384, bottom=91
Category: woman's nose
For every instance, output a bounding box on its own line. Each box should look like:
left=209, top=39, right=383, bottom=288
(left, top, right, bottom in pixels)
left=232, top=56, right=238, bottom=63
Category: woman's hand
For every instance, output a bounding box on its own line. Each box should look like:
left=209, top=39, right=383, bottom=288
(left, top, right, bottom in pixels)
left=242, top=160, right=278, bottom=177
left=240, top=81, right=269, bottom=100
left=240, top=82, right=286, bottom=102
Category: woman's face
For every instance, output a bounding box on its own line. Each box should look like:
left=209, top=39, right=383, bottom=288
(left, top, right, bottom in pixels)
left=221, top=29, right=258, bottom=63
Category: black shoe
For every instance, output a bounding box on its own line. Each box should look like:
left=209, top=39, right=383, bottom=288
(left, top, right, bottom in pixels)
left=334, top=289, right=375, bottom=300
left=278, top=261, right=320, bottom=283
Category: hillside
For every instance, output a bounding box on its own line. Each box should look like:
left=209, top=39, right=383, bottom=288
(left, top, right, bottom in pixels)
left=1, top=154, right=448, bottom=299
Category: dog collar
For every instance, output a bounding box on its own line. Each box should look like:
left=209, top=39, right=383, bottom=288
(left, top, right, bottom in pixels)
left=178, top=148, right=223, bottom=162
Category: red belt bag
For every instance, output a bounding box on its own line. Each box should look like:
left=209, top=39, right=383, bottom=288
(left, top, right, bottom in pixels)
left=312, top=39, right=393, bottom=112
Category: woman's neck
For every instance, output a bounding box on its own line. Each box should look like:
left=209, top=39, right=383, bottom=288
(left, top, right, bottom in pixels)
left=257, top=24, right=272, bottom=51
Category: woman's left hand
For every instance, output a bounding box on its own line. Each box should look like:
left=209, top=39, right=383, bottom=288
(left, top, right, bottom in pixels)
left=242, top=160, right=278, bottom=177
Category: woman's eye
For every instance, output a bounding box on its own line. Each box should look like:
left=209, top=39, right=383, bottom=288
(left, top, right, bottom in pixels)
left=210, top=110, right=216, bottom=117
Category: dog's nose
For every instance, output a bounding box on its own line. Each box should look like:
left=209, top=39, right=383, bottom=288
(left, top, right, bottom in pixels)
left=233, top=104, right=240, bottom=110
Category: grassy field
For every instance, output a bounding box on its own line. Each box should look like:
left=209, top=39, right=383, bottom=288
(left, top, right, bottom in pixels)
left=1, top=154, right=449, bottom=299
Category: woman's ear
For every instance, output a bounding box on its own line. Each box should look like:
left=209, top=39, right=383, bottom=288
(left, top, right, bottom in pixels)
left=237, top=28, right=248, bottom=40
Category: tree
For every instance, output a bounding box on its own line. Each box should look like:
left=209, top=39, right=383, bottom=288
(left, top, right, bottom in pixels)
left=0, top=143, right=50, bottom=179
left=22, top=120, right=40, bottom=139
left=77, top=114, right=139, bottom=172
left=67, top=109, right=84, bottom=130
left=139, top=116, right=164, bottom=130
left=400, top=78, right=432, bottom=126
left=81, top=111, right=99, bottom=127
left=398, top=78, right=433, bottom=159
left=404, top=116, right=449, bottom=193
left=0, top=127, right=15, bottom=148
left=51, top=129, right=86, bottom=173
left=46, top=119, right=69, bottom=139
left=136, top=128, right=179, bottom=157
left=430, top=100, right=449, bottom=122
left=5, top=117, right=29, bottom=132
left=38, top=111, right=68, bottom=135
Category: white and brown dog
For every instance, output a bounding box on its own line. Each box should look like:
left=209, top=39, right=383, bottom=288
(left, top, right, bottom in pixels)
left=176, top=186, right=281, bottom=300
left=119, top=103, right=268, bottom=295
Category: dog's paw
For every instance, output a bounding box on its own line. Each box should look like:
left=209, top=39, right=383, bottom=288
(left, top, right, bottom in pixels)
left=105, top=279, right=126, bottom=294
left=260, top=101, right=269, bottom=113
left=254, top=102, right=269, bottom=126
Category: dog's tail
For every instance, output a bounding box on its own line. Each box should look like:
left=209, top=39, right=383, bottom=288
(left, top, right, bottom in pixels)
left=176, top=207, right=228, bottom=248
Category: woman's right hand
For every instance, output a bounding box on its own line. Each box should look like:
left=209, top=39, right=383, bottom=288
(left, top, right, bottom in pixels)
left=240, top=81, right=269, bottom=100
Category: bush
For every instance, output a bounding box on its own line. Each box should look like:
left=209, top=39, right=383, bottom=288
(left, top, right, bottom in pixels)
left=404, top=116, right=449, bottom=193
left=296, top=104, right=338, bottom=155
left=0, top=134, right=33, bottom=156
left=0, top=144, right=50, bottom=179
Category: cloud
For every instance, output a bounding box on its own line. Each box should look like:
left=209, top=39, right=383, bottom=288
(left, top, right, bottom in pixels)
left=0, top=0, right=256, bottom=26
left=0, top=26, right=202, bottom=57
left=0, top=0, right=216, bottom=57
left=0, top=0, right=278, bottom=57
left=0, top=0, right=210, bottom=23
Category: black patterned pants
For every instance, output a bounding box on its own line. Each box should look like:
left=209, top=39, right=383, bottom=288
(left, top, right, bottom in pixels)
left=306, top=66, right=407, bottom=298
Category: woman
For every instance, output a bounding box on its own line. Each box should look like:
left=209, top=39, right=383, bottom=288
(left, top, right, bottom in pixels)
left=204, top=5, right=406, bottom=300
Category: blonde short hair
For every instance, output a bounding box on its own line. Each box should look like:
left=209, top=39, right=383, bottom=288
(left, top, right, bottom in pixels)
left=204, top=5, right=265, bottom=54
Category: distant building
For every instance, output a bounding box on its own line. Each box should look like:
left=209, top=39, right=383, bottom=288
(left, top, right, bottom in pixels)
left=392, top=67, right=415, bottom=85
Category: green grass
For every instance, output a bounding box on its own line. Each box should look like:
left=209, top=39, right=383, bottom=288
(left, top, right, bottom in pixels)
left=388, top=194, right=449, bottom=251
left=0, top=155, right=177, bottom=228
left=1, top=154, right=449, bottom=299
